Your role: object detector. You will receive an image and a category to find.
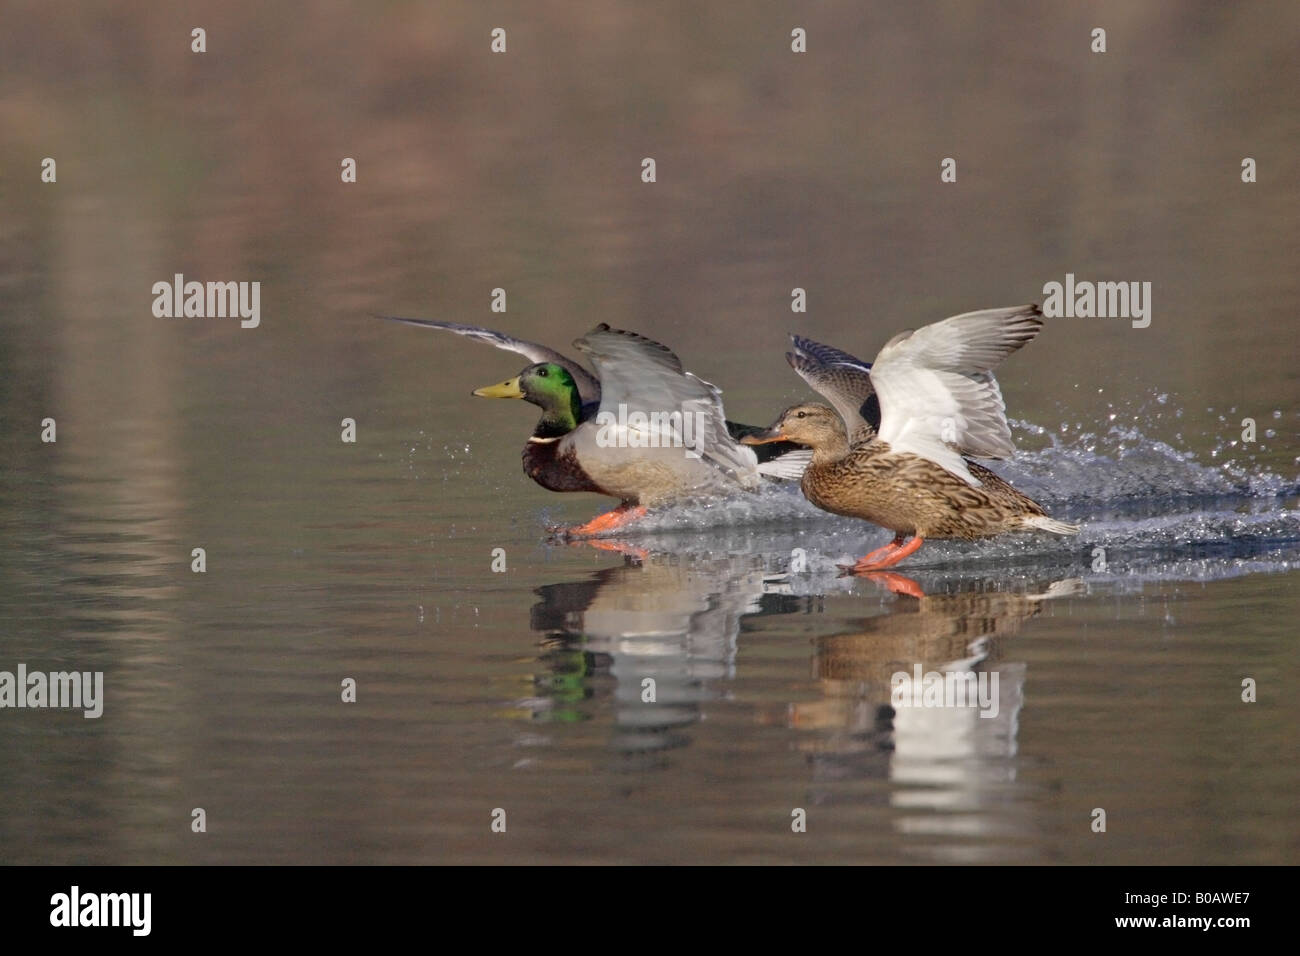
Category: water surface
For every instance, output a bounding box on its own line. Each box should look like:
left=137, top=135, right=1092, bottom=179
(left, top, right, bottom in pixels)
left=1, top=1, right=1297, bottom=864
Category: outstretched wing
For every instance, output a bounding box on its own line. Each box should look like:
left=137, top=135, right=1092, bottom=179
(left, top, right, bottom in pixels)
left=786, top=334, right=880, bottom=443
left=373, top=315, right=601, bottom=406
left=869, top=305, right=1043, bottom=487
left=572, top=324, right=759, bottom=484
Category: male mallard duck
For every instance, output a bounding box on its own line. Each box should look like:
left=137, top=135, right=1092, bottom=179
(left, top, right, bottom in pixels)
left=379, top=316, right=808, bottom=535
left=742, top=305, right=1079, bottom=572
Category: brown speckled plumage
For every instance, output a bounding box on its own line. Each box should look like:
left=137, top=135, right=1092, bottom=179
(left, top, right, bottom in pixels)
left=798, top=424, right=1052, bottom=540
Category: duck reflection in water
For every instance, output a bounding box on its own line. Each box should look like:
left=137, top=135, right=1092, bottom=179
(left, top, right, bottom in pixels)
left=779, top=577, right=1081, bottom=859
left=526, top=543, right=793, bottom=760
left=522, top=534, right=1080, bottom=803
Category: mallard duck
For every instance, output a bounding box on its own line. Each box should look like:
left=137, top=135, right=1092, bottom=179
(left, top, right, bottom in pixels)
left=742, top=304, right=1079, bottom=572
left=379, top=316, right=808, bottom=535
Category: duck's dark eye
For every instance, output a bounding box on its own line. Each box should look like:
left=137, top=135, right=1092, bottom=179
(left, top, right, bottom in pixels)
left=796, top=410, right=806, bottom=418
left=538, top=368, right=548, bottom=377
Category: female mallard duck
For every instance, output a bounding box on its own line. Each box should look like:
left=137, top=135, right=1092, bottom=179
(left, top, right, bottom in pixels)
left=379, top=316, right=808, bottom=535
left=742, top=304, right=1078, bottom=572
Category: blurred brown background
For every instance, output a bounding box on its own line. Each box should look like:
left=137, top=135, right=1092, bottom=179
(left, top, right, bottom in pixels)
left=3, top=1, right=1297, bottom=476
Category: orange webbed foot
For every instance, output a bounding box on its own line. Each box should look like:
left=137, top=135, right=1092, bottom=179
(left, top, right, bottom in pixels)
left=843, top=533, right=906, bottom=570
left=562, top=504, right=648, bottom=538
left=838, top=535, right=925, bottom=573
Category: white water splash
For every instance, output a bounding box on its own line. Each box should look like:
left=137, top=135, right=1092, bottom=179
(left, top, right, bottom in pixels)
left=547, top=408, right=1299, bottom=584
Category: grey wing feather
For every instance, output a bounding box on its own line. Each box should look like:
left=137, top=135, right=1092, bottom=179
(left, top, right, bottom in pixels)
left=787, top=334, right=879, bottom=443
left=373, top=315, right=601, bottom=406
left=573, top=324, right=759, bottom=484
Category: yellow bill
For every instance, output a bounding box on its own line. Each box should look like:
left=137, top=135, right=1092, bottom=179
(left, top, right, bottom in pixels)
left=472, top=377, right=524, bottom=399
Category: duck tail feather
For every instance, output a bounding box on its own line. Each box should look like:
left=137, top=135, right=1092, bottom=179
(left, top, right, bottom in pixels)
left=1023, top=515, right=1080, bottom=535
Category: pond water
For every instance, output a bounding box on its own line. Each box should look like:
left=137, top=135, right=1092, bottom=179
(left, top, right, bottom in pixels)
left=1, top=2, right=1297, bottom=864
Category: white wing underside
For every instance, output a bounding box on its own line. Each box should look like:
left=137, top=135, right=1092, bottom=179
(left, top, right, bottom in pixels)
left=756, top=447, right=813, bottom=480
left=869, top=305, right=1043, bottom=488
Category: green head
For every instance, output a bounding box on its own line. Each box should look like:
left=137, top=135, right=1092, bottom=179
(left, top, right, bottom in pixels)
left=472, top=362, right=583, bottom=435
